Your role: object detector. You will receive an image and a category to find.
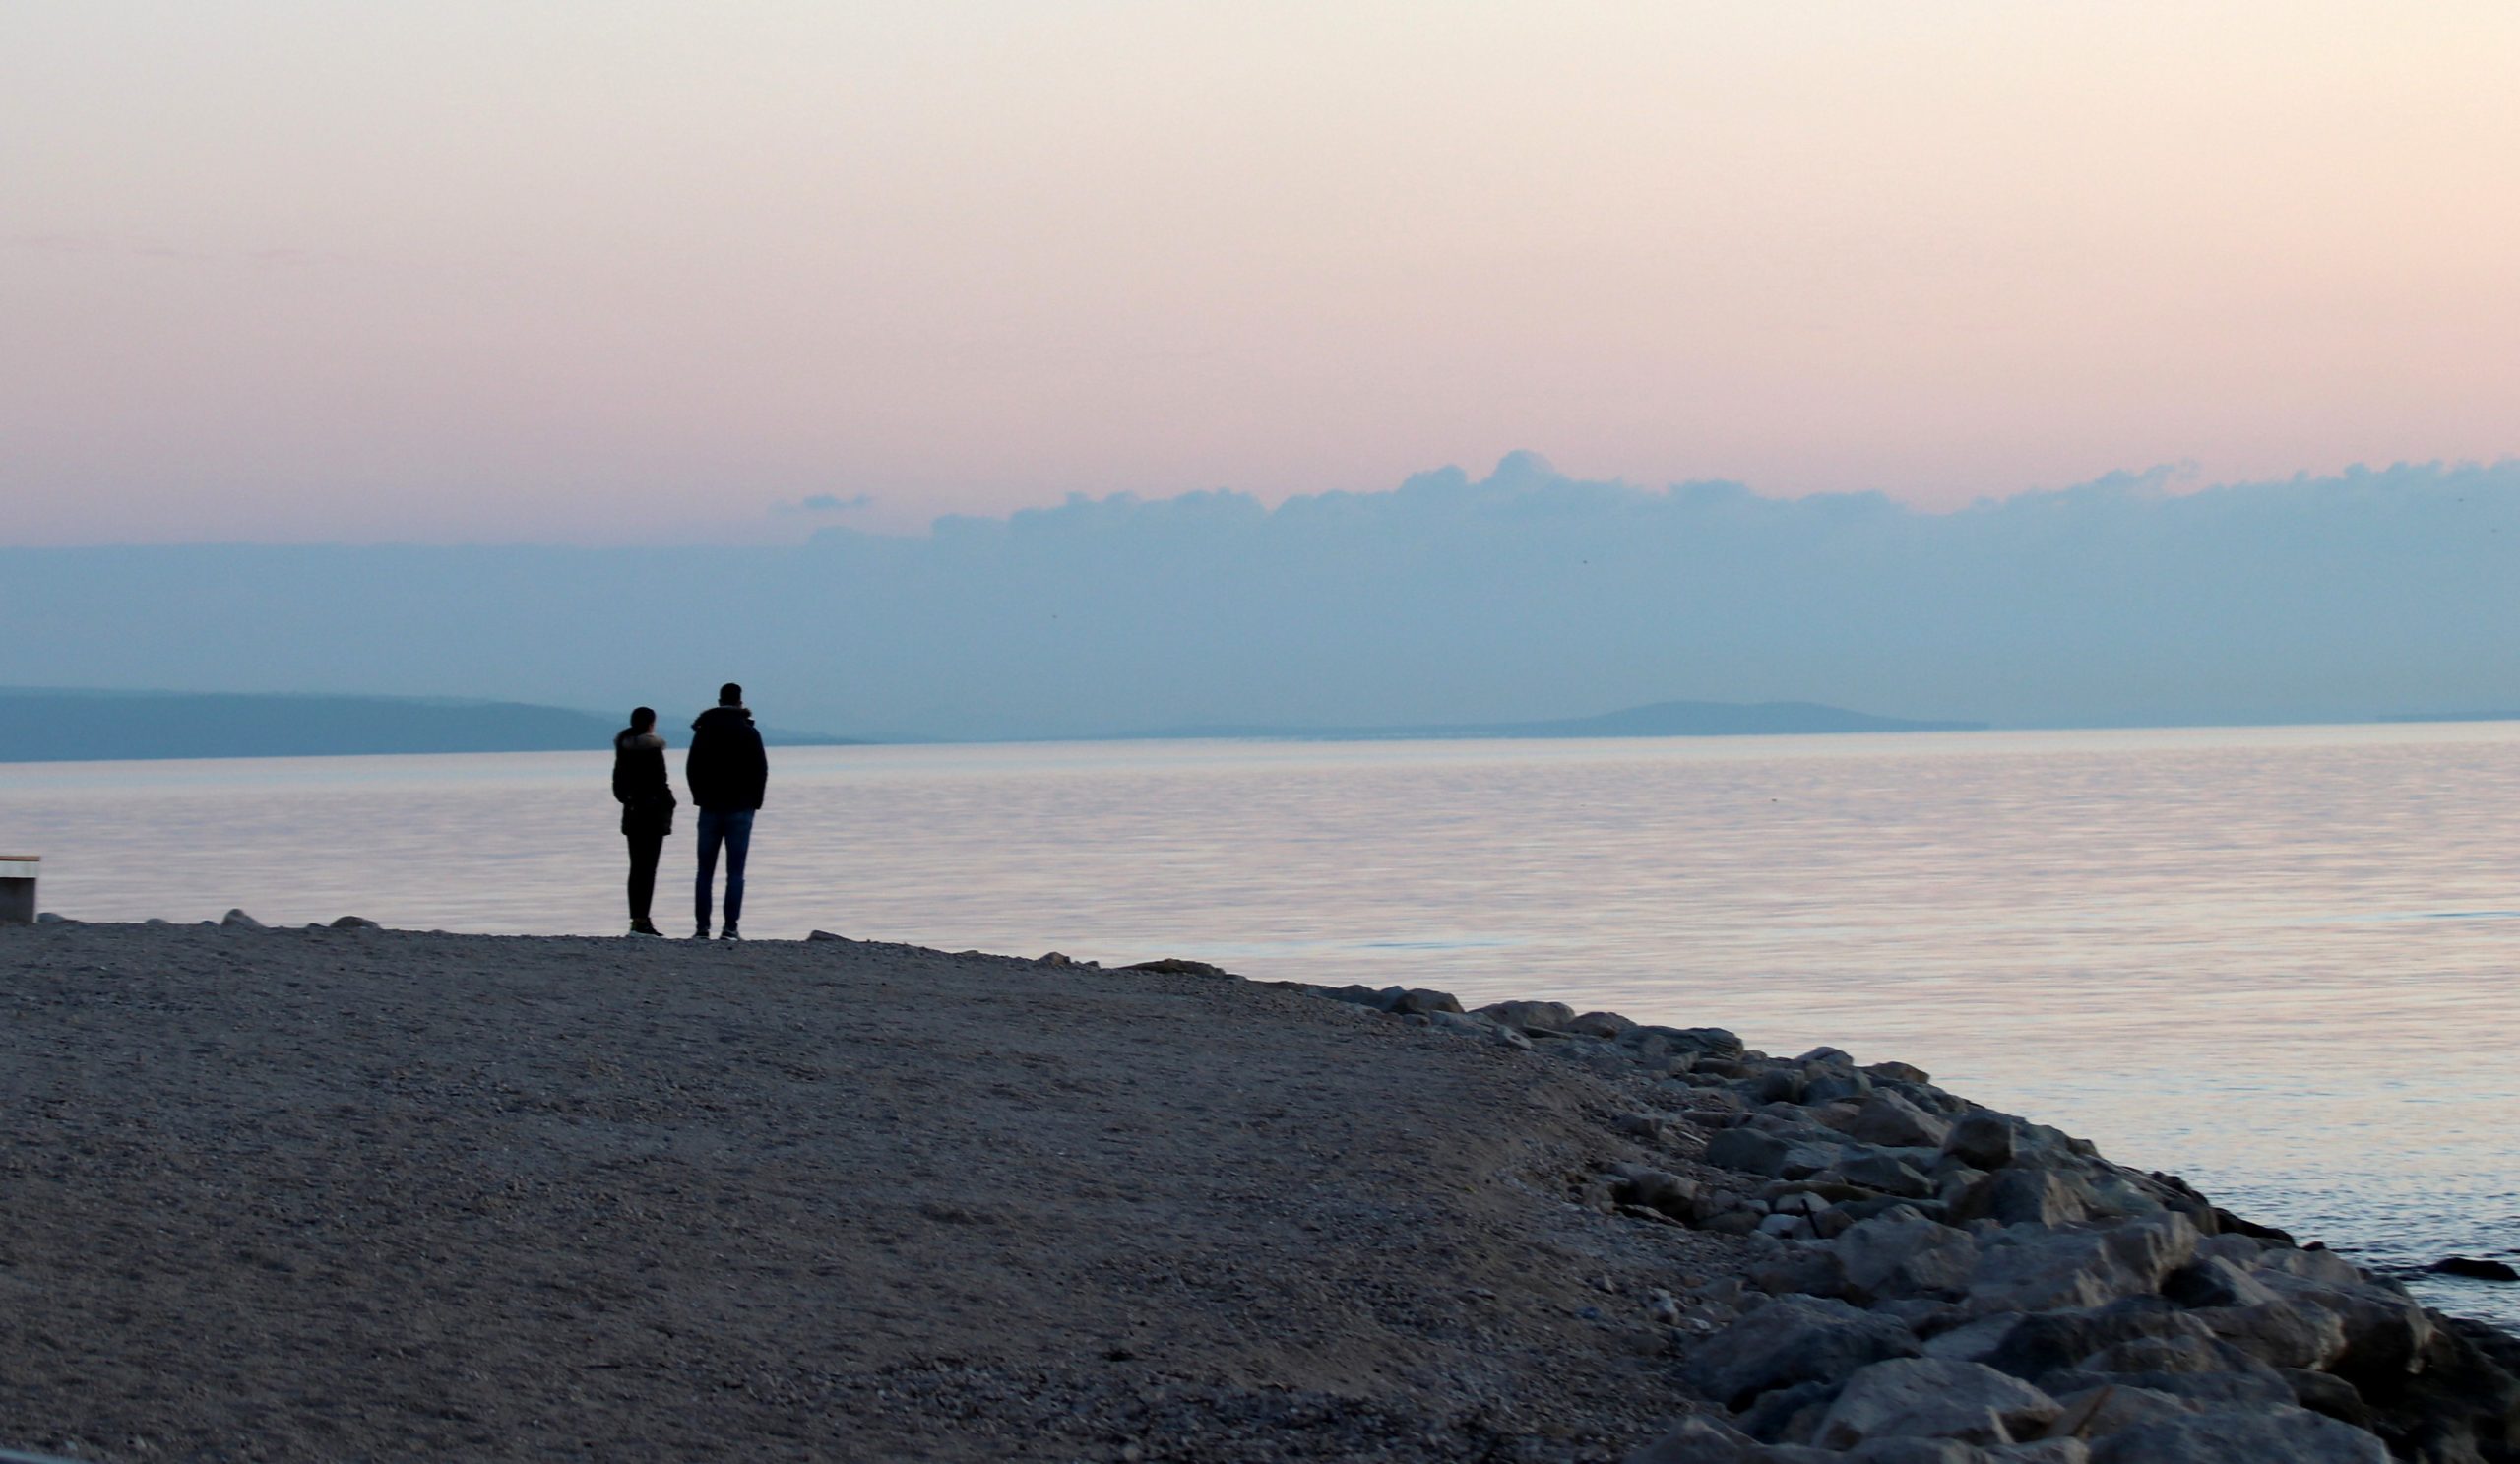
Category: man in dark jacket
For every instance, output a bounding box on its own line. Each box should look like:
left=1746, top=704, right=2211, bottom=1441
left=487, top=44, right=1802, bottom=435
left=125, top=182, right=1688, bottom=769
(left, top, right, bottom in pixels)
left=686, top=682, right=769, bottom=940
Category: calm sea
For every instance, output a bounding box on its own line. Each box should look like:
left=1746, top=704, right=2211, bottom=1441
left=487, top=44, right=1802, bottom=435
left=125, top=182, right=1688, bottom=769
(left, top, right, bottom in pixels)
left=6, top=724, right=2516, bottom=1324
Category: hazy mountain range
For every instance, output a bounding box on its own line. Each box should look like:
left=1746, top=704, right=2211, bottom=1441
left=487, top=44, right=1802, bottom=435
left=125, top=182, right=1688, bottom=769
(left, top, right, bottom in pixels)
left=1, top=456, right=2514, bottom=740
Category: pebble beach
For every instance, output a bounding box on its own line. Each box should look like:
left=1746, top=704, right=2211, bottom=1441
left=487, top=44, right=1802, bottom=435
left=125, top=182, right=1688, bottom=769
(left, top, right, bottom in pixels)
left=2, top=919, right=2513, bottom=1462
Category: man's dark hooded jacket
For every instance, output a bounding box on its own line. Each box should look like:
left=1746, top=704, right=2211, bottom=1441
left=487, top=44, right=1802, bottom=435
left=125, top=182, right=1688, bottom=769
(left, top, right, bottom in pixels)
left=686, top=705, right=769, bottom=811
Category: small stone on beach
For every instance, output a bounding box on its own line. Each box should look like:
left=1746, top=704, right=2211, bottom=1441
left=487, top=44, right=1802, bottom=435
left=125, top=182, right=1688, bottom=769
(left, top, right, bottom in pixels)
left=1119, top=957, right=1232, bottom=977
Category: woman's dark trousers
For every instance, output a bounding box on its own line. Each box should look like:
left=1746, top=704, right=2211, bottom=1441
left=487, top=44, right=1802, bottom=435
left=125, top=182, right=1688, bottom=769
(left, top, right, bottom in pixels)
left=626, top=831, right=664, bottom=927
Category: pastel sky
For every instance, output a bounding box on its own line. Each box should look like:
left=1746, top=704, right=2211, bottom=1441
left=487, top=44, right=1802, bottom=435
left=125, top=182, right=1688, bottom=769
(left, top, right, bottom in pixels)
left=5, top=2, right=2516, bottom=543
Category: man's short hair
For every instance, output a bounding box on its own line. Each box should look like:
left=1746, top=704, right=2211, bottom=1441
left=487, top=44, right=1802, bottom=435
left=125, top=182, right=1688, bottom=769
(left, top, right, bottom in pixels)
left=719, top=682, right=743, bottom=706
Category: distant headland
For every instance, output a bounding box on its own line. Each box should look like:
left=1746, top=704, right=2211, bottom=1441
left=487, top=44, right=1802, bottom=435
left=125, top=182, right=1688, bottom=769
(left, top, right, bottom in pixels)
left=0, top=690, right=1988, bottom=763
left=0, top=689, right=861, bottom=763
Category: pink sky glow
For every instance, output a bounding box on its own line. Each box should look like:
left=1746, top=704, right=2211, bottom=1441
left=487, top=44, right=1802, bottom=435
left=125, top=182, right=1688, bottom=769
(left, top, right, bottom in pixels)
left=5, top=2, right=2517, bottom=543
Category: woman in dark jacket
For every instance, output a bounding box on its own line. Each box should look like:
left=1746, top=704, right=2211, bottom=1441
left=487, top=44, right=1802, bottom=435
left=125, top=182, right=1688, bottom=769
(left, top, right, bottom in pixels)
left=612, top=707, right=676, bottom=936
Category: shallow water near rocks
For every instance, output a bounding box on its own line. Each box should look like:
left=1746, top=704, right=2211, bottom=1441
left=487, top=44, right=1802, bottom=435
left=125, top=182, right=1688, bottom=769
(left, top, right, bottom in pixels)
left=6, top=723, right=2516, bottom=1325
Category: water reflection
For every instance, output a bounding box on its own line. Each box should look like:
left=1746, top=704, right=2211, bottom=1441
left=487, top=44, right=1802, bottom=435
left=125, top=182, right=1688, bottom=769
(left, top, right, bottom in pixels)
left=5, top=722, right=2516, bottom=1321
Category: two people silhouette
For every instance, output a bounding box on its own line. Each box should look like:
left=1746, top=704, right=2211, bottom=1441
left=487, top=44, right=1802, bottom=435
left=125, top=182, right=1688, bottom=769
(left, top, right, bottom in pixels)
left=612, top=682, right=769, bottom=939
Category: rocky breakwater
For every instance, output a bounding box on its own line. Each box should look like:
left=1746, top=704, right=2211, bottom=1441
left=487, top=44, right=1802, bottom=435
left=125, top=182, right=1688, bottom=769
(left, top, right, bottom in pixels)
left=1303, top=984, right=2520, bottom=1464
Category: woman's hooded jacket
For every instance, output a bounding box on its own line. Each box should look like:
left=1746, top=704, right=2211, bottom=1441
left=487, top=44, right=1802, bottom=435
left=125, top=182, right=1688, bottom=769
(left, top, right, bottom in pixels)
left=612, top=729, right=677, bottom=836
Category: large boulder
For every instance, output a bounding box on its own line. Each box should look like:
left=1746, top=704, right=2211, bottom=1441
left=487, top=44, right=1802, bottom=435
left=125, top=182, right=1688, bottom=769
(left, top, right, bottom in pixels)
left=1704, top=1127, right=1842, bottom=1180
left=1380, top=986, right=1464, bottom=1015
left=1747, top=1065, right=1810, bottom=1105
left=1922, top=1311, right=2032, bottom=1366
left=2086, top=1404, right=2389, bottom=1463
left=1813, top=1358, right=2061, bottom=1449
left=2036, top=1367, right=2295, bottom=1412
left=1564, top=1010, right=1636, bottom=1039
left=1942, top=1112, right=2017, bottom=1171
left=2046, top=1382, right=2202, bottom=1437
left=2161, top=1255, right=2279, bottom=1309
left=1326, top=984, right=1463, bottom=1014
left=1425, top=1010, right=1533, bottom=1049
left=1969, top=1302, right=2217, bottom=1381
left=1474, top=999, right=1574, bottom=1033
left=2253, top=1245, right=2364, bottom=1288
left=1842, top=1151, right=1936, bottom=1200
left=2252, top=1273, right=2434, bottom=1386
left=2281, top=1369, right=2371, bottom=1429
left=2364, top=1319, right=2520, bottom=1464
left=1950, top=1168, right=2097, bottom=1228
left=1748, top=1241, right=1854, bottom=1299
left=1552, top=1038, right=1651, bottom=1079
left=1686, top=1295, right=1923, bottom=1410
left=2187, top=1299, right=2347, bottom=1371
left=1611, top=1163, right=1704, bottom=1221
left=2074, top=1169, right=2174, bottom=1222
left=1733, top=1377, right=1847, bottom=1445
left=1630, top=1025, right=1746, bottom=1060
left=1967, top=1213, right=2198, bottom=1315
left=1849, top=1091, right=1953, bottom=1150
left=1835, top=1212, right=1980, bottom=1302
left=2072, top=1333, right=2279, bottom=1379
left=1805, top=1072, right=1875, bottom=1108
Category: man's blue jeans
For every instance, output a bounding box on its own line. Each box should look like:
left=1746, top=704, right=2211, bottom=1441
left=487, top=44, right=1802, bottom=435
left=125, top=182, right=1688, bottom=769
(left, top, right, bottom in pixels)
left=694, top=808, right=755, bottom=930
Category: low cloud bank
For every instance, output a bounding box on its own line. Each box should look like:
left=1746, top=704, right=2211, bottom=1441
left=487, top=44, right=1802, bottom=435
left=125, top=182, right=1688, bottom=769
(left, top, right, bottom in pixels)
left=2, top=454, right=2513, bottom=740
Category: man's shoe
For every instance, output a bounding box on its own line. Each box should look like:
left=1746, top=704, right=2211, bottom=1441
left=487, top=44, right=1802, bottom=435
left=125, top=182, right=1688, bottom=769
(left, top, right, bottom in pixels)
left=691, top=924, right=711, bottom=940
left=719, top=923, right=742, bottom=941
left=628, top=922, right=662, bottom=938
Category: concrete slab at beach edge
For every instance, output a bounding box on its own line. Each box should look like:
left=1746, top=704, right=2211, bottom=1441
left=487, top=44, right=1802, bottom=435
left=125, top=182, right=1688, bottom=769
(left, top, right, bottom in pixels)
left=0, top=854, right=36, bottom=924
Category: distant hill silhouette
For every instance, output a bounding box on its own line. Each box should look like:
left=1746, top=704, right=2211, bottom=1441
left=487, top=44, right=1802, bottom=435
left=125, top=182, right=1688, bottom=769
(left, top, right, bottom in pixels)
left=0, top=690, right=859, bottom=763
left=1126, top=698, right=1985, bottom=742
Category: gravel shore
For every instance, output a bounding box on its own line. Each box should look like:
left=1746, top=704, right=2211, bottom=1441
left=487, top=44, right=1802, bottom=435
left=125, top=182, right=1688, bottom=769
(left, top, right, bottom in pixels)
left=0, top=923, right=1735, bottom=1463
left=6, top=921, right=2514, bottom=1463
